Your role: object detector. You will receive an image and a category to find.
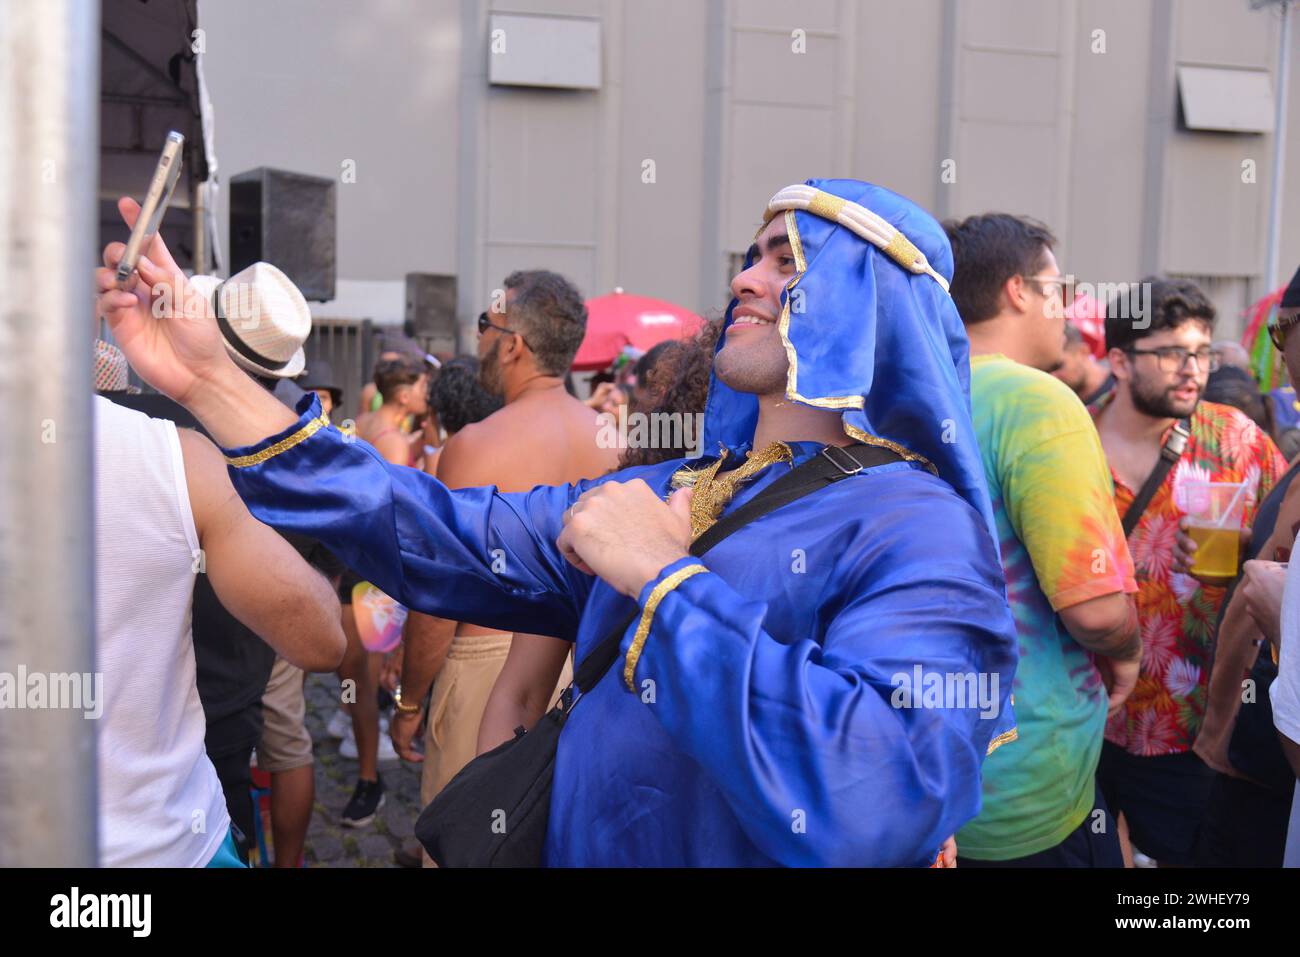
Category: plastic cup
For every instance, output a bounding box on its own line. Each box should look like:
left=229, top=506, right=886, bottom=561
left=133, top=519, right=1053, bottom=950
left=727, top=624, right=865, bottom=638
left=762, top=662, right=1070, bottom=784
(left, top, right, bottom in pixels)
left=1178, top=479, right=1246, bottom=579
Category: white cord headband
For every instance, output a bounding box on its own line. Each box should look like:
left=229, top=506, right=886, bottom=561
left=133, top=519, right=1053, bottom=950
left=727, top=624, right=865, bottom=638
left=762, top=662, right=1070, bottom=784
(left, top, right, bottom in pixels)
left=765, top=185, right=950, bottom=292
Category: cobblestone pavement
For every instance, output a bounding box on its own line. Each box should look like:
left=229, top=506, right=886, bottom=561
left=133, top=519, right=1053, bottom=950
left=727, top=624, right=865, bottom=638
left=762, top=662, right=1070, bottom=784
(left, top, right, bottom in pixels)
left=301, top=672, right=424, bottom=868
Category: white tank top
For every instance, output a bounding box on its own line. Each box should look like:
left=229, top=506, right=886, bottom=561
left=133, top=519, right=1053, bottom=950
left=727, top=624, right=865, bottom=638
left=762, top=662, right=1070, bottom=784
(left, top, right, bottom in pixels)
left=93, top=397, right=230, bottom=867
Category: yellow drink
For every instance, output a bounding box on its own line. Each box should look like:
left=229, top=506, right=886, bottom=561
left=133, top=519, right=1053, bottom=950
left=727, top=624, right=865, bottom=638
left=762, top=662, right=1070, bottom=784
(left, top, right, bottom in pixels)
left=1188, top=524, right=1240, bottom=579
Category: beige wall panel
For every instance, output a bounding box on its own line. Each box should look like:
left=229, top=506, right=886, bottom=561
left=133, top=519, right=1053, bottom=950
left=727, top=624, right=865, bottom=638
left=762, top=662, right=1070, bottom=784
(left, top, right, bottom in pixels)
left=483, top=90, right=600, bottom=245
left=951, top=121, right=1057, bottom=221
left=614, top=0, right=710, bottom=310
left=724, top=103, right=838, bottom=250
left=1175, top=0, right=1273, bottom=68
left=852, top=0, right=945, bottom=211
left=960, top=49, right=1060, bottom=123
left=201, top=0, right=461, bottom=281
left=1065, top=0, right=1151, bottom=286
left=491, top=0, right=604, bottom=18
left=1163, top=131, right=1265, bottom=277
left=733, top=0, right=839, bottom=33
left=731, top=29, right=838, bottom=108
left=960, top=0, right=1061, bottom=51
left=483, top=243, right=597, bottom=301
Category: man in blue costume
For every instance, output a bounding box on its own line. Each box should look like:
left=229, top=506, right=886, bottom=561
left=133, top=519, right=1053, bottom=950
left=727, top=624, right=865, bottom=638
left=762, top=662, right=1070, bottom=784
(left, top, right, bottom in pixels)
left=96, top=180, right=1017, bottom=867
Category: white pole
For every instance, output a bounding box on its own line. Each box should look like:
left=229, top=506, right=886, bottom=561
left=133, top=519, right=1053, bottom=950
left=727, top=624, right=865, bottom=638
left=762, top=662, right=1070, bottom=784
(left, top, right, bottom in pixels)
left=0, top=0, right=100, bottom=865
left=1265, top=0, right=1292, bottom=296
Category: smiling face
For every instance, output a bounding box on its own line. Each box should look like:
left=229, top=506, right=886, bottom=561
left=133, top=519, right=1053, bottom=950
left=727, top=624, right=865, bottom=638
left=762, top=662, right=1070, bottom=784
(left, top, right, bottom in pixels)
left=714, top=215, right=795, bottom=397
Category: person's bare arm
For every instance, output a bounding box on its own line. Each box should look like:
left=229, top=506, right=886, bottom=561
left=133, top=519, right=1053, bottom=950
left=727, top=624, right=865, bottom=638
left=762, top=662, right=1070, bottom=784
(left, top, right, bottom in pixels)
left=1059, top=592, right=1140, bottom=658
left=477, top=633, right=571, bottom=754
left=179, top=428, right=345, bottom=672
left=390, top=612, right=457, bottom=761
left=1197, top=595, right=1264, bottom=776
left=1059, top=592, right=1141, bottom=716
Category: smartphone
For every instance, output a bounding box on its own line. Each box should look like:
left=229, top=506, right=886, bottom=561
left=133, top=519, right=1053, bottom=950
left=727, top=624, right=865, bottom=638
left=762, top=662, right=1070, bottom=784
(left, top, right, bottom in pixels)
left=115, top=130, right=185, bottom=288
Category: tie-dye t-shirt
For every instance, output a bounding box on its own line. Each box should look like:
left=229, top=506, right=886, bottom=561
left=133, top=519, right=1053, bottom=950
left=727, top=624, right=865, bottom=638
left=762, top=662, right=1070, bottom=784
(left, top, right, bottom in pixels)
left=1089, top=394, right=1286, bottom=757
left=958, top=355, right=1137, bottom=860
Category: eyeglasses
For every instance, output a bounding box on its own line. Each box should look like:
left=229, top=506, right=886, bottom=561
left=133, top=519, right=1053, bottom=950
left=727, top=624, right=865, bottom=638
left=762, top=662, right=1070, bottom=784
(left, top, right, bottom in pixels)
left=1020, top=273, right=1076, bottom=306
left=1124, top=345, right=1220, bottom=374
left=477, top=311, right=531, bottom=351
left=1268, top=312, right=1300, bottom=351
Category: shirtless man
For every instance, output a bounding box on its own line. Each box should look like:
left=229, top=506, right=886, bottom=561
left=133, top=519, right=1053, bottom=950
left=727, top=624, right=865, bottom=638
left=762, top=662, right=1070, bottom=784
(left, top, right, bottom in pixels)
left=389, top=271, right=617, bottom=854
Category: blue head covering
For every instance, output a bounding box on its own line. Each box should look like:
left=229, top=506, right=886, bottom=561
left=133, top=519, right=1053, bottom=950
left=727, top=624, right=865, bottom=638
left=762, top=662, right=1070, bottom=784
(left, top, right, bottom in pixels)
left=701, top=177, right=996, bottom=538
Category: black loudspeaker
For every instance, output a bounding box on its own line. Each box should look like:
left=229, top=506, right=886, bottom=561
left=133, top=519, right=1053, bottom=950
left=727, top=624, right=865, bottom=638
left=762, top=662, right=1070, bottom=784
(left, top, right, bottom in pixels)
left=229, top=167, right=336, bottom=302
left=406, top=273, right=458, bottom=356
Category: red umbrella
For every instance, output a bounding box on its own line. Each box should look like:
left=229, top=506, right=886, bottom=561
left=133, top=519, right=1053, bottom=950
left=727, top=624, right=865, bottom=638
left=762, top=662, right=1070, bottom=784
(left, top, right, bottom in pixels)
left=571, top=288, right=704, bottom=371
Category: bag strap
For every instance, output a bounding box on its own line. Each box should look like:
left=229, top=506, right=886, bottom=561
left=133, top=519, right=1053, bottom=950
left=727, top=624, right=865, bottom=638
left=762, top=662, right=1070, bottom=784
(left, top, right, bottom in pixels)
left=1121, top=418, right=1191, bottom=539
left=570, top=442, right=904, bottom=696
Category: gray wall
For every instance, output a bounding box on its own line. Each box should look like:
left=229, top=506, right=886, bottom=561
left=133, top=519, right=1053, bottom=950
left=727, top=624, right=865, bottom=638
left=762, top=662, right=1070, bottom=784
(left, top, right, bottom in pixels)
left=200, top=0, right=1300, bottom=340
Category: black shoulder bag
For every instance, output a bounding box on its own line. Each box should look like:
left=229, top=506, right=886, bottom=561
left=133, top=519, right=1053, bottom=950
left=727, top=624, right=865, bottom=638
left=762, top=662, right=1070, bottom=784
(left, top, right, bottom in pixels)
left=1121, top=419, right=1191, bottom=539
left=414, top=443, right=902, bottom=867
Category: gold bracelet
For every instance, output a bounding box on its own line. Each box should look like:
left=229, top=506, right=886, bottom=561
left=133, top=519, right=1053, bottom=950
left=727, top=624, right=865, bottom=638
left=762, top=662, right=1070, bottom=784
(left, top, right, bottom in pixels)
left=393, top=685, right=422, bottom=713
left=623, top=563, right=709, bottom=691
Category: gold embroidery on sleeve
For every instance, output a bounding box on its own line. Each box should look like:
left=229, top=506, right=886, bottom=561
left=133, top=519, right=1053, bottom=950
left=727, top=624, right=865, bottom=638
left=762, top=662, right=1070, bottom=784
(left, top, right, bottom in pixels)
left=224, top=412, right=331, bottom=468
left=623, top=563, right=710, bottom=691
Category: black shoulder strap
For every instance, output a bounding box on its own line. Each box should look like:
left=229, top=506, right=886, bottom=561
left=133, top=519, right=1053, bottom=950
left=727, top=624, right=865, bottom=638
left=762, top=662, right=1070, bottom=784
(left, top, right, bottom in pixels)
left=1121, top=419, right=1190, bottom=539
left=572, top=443, right=904, bottom=694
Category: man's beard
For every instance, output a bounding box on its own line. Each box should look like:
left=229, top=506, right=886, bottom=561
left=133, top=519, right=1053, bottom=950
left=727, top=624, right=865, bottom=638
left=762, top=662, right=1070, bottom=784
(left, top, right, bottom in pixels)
left=1129, top=374, right=1200, bottom=419
left=479, top=339, right=505, bottom=398
left=713, top=325, right=789, bottom=396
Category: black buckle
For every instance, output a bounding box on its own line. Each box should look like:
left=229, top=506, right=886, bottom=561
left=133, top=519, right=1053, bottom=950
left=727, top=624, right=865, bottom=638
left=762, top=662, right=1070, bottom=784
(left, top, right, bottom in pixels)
left=821, top=445, right=863, bottom=476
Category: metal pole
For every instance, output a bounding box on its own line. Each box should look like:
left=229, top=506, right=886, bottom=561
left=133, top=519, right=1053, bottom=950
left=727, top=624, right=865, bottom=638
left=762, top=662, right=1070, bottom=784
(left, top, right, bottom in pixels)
left=0, top=0, right=100, bottom=865
left=1264, top=0, right=1292, bottom=296
left=193, top=179, right=208, bottom=276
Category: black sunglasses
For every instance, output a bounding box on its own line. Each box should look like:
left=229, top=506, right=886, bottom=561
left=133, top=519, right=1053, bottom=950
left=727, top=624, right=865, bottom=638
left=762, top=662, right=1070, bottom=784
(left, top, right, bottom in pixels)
left=477, top=311, right=531, bottom=351
left=1269, top=312, right=1300, bottom=351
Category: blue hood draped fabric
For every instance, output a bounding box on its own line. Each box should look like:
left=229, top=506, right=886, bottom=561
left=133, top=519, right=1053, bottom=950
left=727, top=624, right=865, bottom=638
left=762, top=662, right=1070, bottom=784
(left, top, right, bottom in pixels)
left=702, top=177, right=997, bottom=540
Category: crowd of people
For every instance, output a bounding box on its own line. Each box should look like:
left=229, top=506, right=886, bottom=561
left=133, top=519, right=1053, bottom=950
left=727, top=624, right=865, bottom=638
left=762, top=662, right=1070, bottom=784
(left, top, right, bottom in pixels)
left=83, top=176, right=1300, bottom=867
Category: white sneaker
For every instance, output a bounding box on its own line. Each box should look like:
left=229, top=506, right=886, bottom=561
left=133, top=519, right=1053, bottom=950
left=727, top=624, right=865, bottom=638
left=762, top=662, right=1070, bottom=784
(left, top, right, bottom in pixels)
left=326, top=709, right=350, bottom=740
left=332, top=711, right=388, bottom=742
left=339, top=727, right=399, bottom=763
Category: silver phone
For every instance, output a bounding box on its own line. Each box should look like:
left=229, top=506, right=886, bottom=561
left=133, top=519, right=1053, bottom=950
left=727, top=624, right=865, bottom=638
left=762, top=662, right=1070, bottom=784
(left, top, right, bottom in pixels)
left=115, top=130, right=185, bottom=288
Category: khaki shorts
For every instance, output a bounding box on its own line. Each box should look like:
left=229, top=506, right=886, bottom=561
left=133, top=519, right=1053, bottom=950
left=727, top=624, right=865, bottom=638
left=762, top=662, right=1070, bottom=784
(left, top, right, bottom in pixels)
left=256, top=656, right=313, bottom=773
left=419, top=633, right=571, bottom=867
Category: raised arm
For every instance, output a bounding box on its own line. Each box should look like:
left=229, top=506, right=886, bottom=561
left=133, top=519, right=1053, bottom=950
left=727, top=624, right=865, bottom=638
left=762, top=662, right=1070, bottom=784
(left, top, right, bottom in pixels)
left=94, top=197, right=593, bottom=639
left=179, top=428, right=345, bottom=672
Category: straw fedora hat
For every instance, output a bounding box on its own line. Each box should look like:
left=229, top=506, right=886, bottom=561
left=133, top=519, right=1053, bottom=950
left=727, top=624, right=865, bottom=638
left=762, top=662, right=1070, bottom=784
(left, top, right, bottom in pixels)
left=188, top=262, right=310, bottom=379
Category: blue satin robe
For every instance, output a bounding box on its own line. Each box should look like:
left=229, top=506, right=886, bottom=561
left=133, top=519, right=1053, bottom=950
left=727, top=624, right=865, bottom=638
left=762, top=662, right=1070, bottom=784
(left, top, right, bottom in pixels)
left=222, top=395, right=1018, bottom=866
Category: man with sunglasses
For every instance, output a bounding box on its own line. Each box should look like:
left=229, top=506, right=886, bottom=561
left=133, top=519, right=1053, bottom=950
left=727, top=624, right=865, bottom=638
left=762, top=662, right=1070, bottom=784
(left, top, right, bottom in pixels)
left=1091, top=276, right=1286, bottom=867
left=388, top=271, right=618, bottom=864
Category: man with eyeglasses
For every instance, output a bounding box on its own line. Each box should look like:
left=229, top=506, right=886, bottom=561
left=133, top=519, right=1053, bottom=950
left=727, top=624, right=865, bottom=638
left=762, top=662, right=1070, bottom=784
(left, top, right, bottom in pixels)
left=1091, top=276, right=1286, bottom=867
left=941, top=213, right=1139, bottom=867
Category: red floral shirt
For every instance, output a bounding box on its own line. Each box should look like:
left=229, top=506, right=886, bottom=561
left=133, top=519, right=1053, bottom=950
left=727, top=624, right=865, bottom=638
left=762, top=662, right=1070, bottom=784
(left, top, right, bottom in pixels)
left=1090, top=396, right=1286, bottom=756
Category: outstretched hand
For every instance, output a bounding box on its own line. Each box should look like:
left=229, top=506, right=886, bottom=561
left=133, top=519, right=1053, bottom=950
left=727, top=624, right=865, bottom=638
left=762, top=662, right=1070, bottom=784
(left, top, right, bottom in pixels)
left=94, top=197, right=235, bottom=404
